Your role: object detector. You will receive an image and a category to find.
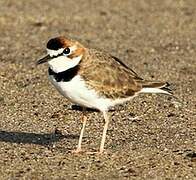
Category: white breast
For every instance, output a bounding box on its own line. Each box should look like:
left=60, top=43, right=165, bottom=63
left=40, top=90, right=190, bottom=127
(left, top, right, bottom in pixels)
left=49, top=75, right=113, bottom=112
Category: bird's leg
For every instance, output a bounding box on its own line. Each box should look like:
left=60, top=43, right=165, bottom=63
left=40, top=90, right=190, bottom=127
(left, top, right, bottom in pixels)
left=99, top=111, right=110, bottom=154
left=72, top=107, right=87, bottom=153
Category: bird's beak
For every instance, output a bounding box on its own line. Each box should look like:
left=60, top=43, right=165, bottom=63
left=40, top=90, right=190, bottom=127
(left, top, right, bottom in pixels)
left=36, top=54, right=51, bottom=65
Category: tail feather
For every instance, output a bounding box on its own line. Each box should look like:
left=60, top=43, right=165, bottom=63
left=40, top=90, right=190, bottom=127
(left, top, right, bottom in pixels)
left=140, top=81, right=173, bottom=95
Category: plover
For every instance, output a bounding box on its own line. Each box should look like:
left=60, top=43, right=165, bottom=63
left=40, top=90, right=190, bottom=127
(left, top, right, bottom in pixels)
left=36, top=36, right=173, bottom=154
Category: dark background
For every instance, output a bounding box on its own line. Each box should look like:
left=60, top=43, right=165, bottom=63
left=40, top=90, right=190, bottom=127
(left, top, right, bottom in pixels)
left=0, top=0, right=195, bottom=179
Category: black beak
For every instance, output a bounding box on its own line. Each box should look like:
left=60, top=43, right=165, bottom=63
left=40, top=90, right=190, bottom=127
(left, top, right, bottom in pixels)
left=36, top=55, right=51, bottom=65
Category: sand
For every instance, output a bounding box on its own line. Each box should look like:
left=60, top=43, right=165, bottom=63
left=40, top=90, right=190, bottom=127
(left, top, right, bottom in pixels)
left=0, top=0, right=195, bottom=179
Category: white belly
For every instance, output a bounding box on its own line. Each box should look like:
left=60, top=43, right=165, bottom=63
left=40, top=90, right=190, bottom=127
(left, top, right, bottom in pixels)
left=49, top=75, right=113, bottom=112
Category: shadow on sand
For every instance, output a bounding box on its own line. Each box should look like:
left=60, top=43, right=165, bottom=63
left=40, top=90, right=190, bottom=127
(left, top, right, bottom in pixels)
left=0, top=130, right=79, bottom=145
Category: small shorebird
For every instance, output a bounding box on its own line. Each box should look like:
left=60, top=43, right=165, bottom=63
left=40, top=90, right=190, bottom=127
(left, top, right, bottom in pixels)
left=36, top=36, right=173, bottom=154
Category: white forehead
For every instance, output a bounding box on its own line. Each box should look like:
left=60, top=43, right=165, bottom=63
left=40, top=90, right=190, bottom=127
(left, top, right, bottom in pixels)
left=47, top=45, right=77, bottom=57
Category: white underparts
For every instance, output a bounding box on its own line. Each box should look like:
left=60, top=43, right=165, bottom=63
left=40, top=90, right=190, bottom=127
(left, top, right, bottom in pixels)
left=49, top=74, right=137, bottom=112
left=49, top=74, right=114, bottom=112
left=49, top=74, right=171, bottom=112
left=140, top=87, right=170, bottom=95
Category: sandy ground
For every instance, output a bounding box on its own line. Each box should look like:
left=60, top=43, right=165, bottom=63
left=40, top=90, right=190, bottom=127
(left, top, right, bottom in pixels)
left=0, top=0, right=195, bottom=179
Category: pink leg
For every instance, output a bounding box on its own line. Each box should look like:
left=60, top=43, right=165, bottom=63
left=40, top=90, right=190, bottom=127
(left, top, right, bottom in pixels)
left=72, top=108, right=87, bottom=153
left=99, top=111, right=110, bottom=153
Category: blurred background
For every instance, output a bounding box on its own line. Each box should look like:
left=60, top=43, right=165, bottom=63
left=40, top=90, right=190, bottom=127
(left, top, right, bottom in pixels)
left=0, top=0, right=195, bottom=179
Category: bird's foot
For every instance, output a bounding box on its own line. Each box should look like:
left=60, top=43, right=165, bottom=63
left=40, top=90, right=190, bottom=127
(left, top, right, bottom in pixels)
left=71, top=148, right=108, bottom=155
left=128, top=115, right=143, bottom=120
left=71, top=148, right=83, bottom=154
left=85, top=149, right=107, bottom=155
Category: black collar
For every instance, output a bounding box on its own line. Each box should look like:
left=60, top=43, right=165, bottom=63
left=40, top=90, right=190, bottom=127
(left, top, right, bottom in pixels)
left=48, top=65, right=79, bottom=82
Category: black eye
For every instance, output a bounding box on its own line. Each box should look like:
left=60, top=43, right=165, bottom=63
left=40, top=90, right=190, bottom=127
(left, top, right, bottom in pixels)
left=63, top=47, right=70, bottom=55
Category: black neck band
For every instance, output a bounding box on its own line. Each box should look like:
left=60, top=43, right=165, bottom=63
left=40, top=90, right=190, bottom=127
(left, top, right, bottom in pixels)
left=48, top=65, right=79, bottom=82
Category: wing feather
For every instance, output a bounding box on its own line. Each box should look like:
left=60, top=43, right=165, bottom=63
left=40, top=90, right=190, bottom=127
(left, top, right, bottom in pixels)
left=79, top=49, right=143, bottom=99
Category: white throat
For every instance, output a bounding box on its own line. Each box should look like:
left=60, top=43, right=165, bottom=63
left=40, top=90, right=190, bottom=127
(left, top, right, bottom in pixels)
left=48, top=55, right=82, bottom=73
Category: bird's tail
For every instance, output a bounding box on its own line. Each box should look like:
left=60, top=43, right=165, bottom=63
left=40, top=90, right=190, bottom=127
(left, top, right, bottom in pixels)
left=139, top=81, right=173, bottom=95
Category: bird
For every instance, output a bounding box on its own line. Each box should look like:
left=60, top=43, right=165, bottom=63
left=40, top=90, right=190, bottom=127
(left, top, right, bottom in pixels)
left=36, top=36, right=173, bottom=154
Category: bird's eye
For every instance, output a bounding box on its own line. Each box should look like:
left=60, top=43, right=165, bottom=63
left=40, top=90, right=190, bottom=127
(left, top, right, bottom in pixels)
left=63, top=47, right=70, bottom=55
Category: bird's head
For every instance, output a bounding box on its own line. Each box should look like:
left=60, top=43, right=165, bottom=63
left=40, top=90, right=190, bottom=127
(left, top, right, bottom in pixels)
left=36, top=37, right=85, bottom=73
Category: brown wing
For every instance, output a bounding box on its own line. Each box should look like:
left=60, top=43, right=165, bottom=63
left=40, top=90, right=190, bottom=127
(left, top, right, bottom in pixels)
left=79, top=49, right=143, bottom=99
left=110, top=55, right=142, bottom=79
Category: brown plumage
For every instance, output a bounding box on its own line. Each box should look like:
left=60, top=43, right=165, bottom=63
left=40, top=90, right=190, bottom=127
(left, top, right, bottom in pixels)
left=79, top=48, right=169, bottom=99
left=37, top=36, right=173, bottom=154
